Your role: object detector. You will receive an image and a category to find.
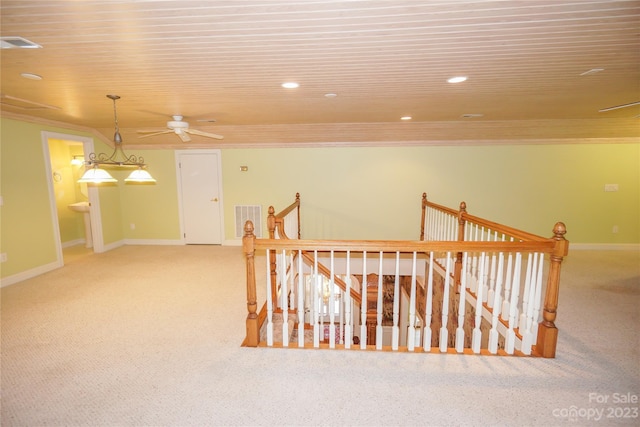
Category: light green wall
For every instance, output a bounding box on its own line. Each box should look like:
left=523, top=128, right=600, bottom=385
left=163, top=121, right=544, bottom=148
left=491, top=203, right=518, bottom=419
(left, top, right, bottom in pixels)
left=118, top=150, right=181, bottom=240
left=1, top=119, right=75, bottom=276
left=2, top=116, right=638, bottom=283
left=220, top=144, right=640, bottom=243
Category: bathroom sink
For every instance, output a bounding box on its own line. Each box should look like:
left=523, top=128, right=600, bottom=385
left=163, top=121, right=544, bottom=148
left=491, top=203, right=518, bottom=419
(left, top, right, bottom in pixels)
left=68, top=201, right=90, bottom=213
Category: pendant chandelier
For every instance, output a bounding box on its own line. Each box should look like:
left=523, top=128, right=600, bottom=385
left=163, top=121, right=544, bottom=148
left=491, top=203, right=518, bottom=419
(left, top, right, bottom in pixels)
left=78, top=95, right=156, bottom=183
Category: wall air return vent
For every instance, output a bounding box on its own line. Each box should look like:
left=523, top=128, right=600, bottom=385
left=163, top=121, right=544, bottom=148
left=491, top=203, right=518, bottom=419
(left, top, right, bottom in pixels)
left=235, top=205, right=262, bottom=238
left=1, top=36, right=42, bottom=49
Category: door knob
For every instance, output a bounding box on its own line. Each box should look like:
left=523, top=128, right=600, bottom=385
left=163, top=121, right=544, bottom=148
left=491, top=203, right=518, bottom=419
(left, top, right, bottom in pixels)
left=211, top=198, right=218, bottom=202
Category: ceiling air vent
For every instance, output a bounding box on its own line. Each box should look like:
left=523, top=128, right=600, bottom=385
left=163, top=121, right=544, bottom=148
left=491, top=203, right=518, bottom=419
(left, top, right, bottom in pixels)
left=1, top=36, right=42, bottom=49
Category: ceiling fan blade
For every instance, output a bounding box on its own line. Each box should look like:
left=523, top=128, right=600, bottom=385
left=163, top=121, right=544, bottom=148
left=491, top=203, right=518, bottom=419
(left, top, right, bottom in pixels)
left=599, top=101, right=640, bottom=112
left=137, top=130, right=171, bottom=138
left=186, top=128, right=224, bottom=140
left=176, top=129, right=191, bottom=142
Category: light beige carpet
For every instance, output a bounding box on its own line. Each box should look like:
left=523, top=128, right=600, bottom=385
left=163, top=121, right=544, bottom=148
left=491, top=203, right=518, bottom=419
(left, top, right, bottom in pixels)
left=1, top=245, right=639, bottom=426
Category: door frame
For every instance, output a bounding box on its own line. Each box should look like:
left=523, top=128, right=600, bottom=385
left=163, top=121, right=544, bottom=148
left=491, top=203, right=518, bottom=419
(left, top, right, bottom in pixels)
left=41, top=131, right=104, bottom=263
left=174, top=149, right=225, bottom=244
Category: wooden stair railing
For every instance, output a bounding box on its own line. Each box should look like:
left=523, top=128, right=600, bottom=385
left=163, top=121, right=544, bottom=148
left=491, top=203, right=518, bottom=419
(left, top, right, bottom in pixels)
left=244, top=193, right=568, bottom=358
left=420, top=192, right=569, bottom=358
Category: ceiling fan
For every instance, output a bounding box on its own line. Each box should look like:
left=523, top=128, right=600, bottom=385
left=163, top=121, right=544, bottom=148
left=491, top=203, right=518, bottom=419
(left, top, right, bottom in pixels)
left=137, top=115, right=224, bottom=142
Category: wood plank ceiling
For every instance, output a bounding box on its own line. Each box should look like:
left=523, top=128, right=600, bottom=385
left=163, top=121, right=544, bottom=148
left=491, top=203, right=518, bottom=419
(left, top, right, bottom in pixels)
left=1, top=0, right=638, bottom=148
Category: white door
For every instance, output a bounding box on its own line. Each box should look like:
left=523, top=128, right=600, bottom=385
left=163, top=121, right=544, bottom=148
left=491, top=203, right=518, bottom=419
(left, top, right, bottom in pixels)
left=177, top=150, right=223, bottom=244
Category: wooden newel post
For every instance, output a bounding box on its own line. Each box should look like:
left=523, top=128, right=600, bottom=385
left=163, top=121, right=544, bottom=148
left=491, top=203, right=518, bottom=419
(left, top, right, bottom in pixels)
left=267, top=206, right=278, bottom=306
left=454, top=201, right=467, bottom=288
left=420, top=192, right=427, bottom=240
left=536, top=222, right=569, bottom=358
left=243, top=220, right=259, bottom=347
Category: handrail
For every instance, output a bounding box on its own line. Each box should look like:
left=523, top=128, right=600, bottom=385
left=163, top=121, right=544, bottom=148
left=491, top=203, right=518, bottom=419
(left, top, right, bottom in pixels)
left=255, top=239, right=556, bottom=253
left=268, top=192, right=301, bottom=240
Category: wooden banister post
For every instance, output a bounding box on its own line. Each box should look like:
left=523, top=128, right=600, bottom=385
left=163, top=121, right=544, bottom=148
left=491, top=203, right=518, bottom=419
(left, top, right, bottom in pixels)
left=267, top=205, right=276, bottom=239
left=295, top=192, right=301, bottom=239
left=536, top=222, right=569, bottom=358
left=267, top=206, right=278, bottom=305
left=243, top=220, right=259, bottom=347
left=454, top=201, right=467, bottom=288
left=420, top=192, right=427, bottom=240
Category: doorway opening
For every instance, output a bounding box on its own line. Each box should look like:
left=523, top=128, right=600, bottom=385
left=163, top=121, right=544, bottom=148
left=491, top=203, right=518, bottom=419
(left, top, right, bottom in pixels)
left=42, top=131, right=102, bottom=265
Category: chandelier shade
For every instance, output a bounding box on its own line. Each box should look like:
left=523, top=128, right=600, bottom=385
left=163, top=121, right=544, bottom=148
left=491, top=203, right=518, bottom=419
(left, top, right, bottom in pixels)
left=78, top=166, right=117, bottom=183
left=124, top=168, right=157, bottom=183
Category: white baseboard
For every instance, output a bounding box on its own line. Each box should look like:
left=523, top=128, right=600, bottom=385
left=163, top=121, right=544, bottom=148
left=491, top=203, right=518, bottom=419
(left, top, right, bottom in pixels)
left=97, top=239, right=125, bottom=253
left=62, top=238, right=86, bottom=248
left=123, top=239, right=184, bottom=246
left=1, top=260, right=63, bottom=288
left=569, top=243, right=640, bottom=251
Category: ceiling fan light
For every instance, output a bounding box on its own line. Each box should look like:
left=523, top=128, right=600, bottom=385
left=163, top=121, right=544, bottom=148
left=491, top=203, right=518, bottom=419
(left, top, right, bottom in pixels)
left=78, top=166, right=117, bottom=183
left=124, top=168, right=157, bottom=183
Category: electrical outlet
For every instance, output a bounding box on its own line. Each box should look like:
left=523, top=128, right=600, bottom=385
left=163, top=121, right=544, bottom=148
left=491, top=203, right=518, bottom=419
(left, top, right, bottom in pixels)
left=1, top=253, right=7, bottom=263
left=130, top=223, right=136, bottom=230
left=612, top=225, right=619, bottom=234
left=604, top=184, right=619, bottom=192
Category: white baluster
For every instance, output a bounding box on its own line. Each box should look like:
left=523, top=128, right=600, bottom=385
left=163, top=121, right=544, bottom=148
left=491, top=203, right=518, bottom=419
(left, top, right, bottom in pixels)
left=281, top=250, right=289, bottom=346
left=487, top=232, right=499, bottom=308
left=455, top=252, right=468, bottom=353
left=505, top=252, right=522, bottom=354
left=407, top=252, right=418, bottom=351
left=329, top=250, right=336, bottom=348
left=439, top=252, right=452, bottom=353
left=423, top=252, right=434, bottom=352
left=488, top=250, right=505, bottom=354
left=266, top=250, right=274, bottom=346
left=392, top=251, right=401, bottom=351
left=344, top=250, right=352, bottom=349
left=532, top=252, right=544, bottom=339
left=471, top=250, right=486, bottom=354
left=519, top=253, right=534, bottom=332
left=522, top=253, right=541, bottom=355
left=376, top=252, right=384, bottom=350
left=313, top=251, right=320, bottom=348
left=297, top=250, right=304, bottom=348
left=501, top=240, right=515, bottom=320
left=360, top=251, right=367, bottom=349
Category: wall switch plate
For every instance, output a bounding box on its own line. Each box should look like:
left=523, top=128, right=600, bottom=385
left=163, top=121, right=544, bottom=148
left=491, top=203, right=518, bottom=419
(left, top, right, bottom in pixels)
left=612, top=225, right=619, bottom=234
left=130, top=223, right=135, bottom=230
left=0, top=253, right=7, bottom=263
left=604, top=184, right=619, bottom=192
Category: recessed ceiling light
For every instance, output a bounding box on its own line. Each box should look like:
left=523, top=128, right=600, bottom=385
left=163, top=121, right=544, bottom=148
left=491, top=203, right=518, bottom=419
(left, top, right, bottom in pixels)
left=447, top=76, right=467, bottom=83
left=21, top=72, right=42, bottom=80
left=282, top=82, right=299, bottom=89
left=324, top=93, right=337, bottom=98
left=461, top=113, right=483, bottom=119
left=401, top=116, right=412, bottom=121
